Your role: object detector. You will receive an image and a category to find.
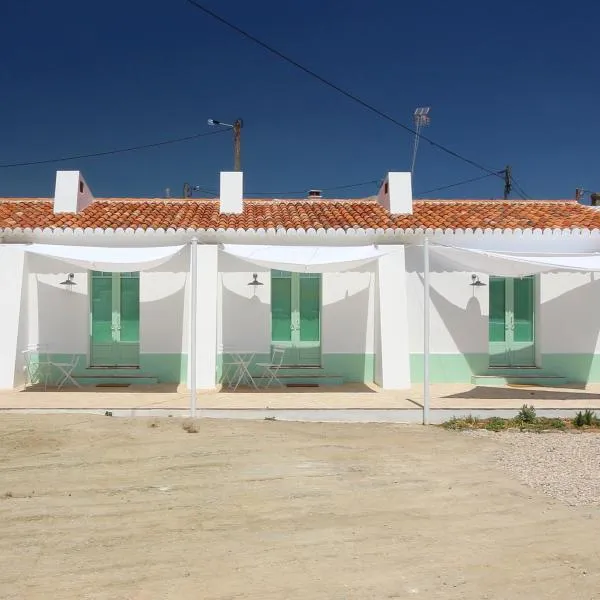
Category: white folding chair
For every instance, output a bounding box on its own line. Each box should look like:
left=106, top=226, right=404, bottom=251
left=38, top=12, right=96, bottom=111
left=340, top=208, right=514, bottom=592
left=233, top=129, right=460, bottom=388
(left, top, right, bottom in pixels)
left=256, top=347, right=287, bottom=388
left=22, top=345, right=52, bottom=391
left=53, top=355, right=81, bottom=390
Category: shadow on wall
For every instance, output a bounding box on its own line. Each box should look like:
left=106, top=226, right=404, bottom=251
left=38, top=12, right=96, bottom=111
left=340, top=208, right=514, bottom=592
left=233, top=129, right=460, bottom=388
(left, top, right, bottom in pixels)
left=221, top=286, right=271, bottom=353
left=139, top=277, right=185, bottom=383
left=321, top=285, right=372, bottom=382
left=541, top=276, right=600, bottom=384
left=416, top=272, right=488, bottom=379
left=37, top=280, right=89, bottom=355
left=35, top=278, right=187, bottom=382
left=408, top=241, right=600, bottom=384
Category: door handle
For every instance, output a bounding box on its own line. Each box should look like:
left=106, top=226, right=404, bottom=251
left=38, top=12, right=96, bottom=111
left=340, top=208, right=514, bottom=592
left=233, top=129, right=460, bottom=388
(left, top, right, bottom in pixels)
left=507, top=314, right=515, bottom=331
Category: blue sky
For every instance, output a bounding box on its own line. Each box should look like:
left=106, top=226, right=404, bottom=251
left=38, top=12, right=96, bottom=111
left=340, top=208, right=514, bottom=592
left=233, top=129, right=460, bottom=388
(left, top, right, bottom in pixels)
left=0, top=0, right=597, bottom=200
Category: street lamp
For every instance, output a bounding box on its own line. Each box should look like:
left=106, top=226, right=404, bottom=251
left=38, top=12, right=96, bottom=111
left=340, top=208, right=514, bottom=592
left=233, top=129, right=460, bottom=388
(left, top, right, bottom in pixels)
left=208, top=118, right=243, bottom=171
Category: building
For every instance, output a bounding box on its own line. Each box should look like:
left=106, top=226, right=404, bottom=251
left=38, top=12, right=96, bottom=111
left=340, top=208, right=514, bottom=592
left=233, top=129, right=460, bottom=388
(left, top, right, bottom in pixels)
left=2, top=170, right=600, bottom=392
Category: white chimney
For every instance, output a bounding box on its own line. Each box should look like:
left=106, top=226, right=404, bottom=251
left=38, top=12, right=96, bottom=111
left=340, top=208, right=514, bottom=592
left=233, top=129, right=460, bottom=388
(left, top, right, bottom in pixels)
left=219, top=171, right=243, bottom=214
left=53, top=171, right=94, bottom=214
left=377, top=172, right=412, bottom=215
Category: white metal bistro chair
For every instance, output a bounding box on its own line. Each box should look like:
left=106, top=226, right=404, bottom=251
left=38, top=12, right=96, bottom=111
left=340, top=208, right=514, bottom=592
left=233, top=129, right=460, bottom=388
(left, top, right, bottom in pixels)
left=22, top=345, right=52, bottom=391
left=53, top=355, right=82, bottom=390
left=256, top=346, right=287, bottom=388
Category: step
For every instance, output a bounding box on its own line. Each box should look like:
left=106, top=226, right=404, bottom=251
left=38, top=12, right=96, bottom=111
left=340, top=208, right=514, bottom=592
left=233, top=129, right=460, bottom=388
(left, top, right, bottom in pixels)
left=471, top=370, right=568, bottom=387
left=252, top=374, right=345, bottom=387
left=74, top=373, right=159, bottom=387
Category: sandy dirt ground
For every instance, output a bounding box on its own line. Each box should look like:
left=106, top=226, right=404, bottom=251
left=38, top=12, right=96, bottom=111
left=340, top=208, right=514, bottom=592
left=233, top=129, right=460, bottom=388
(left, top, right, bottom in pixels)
left=1, top=415, right=599, bottom=600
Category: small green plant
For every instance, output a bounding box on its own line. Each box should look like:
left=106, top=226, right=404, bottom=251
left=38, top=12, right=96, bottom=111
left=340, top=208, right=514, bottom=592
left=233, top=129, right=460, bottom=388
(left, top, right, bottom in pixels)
left=463, top=414, right=480, bottom=426
left=485, top=417, right=507, bottom=432
left=516, top=404, right=536, bottom=424
left=442, top=417, right=474, bottom=430
left=583, top=409, right=597, bottom=426
left=573, top=411, right=586, bottom=428
left=182, top=420, right=198, bottom=434
left=549, top=418, right=566, bottom=430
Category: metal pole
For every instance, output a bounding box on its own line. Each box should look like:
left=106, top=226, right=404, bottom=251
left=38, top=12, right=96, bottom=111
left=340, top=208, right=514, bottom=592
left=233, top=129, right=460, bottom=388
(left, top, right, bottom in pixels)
left=233, top=119, right=242, bottom=171
left=190, top=238, right=198, bottom=418
left=423, top=236, right=430, bottom=425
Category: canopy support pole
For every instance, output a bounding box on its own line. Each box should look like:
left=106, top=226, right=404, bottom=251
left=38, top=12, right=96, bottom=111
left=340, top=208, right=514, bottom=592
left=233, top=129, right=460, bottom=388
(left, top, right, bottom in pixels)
left=190, top=238, right=198, bottom=418
left=423, top=237, right=430, bottom=425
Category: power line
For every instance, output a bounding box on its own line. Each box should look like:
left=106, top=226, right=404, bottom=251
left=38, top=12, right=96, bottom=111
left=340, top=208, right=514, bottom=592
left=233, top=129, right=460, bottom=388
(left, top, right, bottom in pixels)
left=185, top=0, right=504, bottom=180
left=0, top=128, right=229, bottom=169
left=510, top=176, right=531, bottom=200
left=415, top=173, right=500, bottom=197
left=183, top=178, right=380, bottom=197
left=245, top=179, right=381, bottom=197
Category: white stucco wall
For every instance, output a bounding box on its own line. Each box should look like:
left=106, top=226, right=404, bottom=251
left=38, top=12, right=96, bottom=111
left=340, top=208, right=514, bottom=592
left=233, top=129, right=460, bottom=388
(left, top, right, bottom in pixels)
left=374, top=246, right=411, bottom=389
left=405, top=246, right=489, bottom=355
left=321, top=269, right=375, bottom=355
left=219, top=253, right=271, bottom=354
left=25, top=252, right=189, bottom=360
left=139, top=251, right=188, bottom=355
left=218, top=253, right=377, bottom=358
left=0, top=246, right=28, bottom=389
left=538, top=272, right=600, bottom=354
left=405, top=245, right=600, bottom=358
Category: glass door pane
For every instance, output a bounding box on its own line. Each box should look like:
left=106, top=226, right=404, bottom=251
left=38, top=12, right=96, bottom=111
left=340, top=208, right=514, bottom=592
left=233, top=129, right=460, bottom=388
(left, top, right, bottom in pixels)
left=489, top=277, right=506, bottom=342
left=91, top=273, right=113, bottom=343
left=119, top=274, right=140, bottom=343
left=513, top=277, right=534, bottom=342
left=271, top=274, right=292, bottom=342
left=299, top=276, right=320, bottom=342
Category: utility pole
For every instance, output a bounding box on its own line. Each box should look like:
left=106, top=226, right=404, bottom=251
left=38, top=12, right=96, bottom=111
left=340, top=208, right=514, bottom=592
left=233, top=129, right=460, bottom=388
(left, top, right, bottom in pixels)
left=233, top=119, right=243, bottom=172
left=208, top=118, right=243, bottom=171
left=503, top=165, right=512, bottom=200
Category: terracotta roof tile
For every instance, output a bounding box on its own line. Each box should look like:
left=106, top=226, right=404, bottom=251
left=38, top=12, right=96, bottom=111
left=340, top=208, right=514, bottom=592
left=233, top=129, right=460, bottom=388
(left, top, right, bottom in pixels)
left=0, top=197, right=599, bottom=231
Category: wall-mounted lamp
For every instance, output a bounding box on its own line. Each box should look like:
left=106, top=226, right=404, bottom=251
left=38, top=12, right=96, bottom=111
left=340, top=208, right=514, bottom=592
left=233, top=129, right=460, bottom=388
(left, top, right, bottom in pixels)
left=247, top=273, right=263, bottom=287
left=469, top=274, right=486, bottom=287
left=60, top=273, right=76, bottom=290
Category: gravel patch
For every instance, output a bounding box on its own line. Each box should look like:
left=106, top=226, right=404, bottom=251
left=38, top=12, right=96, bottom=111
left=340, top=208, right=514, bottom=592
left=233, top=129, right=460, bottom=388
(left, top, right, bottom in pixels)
left=473, top=430, right=600, bottom=506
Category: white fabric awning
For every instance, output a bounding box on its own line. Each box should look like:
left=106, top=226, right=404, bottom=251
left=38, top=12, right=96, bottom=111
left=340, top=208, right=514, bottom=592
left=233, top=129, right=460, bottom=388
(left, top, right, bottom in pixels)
left=221, top=244, right=384, bottom=273
left=430, top=245, right=600, bottom=277
left=25, top=244, right=185, bottom=272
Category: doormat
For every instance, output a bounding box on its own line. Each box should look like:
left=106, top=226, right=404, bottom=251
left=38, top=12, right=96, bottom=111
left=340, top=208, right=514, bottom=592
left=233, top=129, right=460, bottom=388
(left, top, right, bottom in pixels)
left=286, top=383, right=319, bottom=388
left=96, top=383, right=131, bottom=388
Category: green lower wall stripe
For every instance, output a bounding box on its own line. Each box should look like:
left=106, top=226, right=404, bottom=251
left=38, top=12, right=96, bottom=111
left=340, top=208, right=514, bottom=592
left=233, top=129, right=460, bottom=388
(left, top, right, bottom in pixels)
left=35, top=352, right=600, bottom=385
left=410, top=354, right=489, bottom=383
left=31, top=352, right=374, bottom=384
left=410, top=353, right=600, bottom=384
left=218, top=353, right=375, bottom=383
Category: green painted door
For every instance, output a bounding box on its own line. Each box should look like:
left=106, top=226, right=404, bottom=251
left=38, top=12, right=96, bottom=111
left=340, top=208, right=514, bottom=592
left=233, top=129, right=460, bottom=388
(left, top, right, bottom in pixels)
left=489, top=276, right=535, bottom=367
left=271, top=270, right=321, bottom=366
left=90, top=271, right=140, bottom=367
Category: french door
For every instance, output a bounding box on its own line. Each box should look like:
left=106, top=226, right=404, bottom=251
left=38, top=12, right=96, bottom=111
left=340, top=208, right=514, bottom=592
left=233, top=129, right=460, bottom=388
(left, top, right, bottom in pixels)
left=271, top=270, right=321, bottom=366
left=489, top=276, right=536, bottom=367
left=90, top=271, right=140, bottom=367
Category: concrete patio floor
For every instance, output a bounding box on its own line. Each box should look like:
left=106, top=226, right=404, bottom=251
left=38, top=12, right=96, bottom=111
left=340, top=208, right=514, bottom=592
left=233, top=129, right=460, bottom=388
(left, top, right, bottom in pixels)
left=1, top=383, right=600, bottom=420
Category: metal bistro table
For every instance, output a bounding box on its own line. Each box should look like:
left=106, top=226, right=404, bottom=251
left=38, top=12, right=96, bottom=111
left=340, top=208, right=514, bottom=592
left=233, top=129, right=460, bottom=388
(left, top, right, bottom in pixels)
left=222, top=350, right=258, bottom=391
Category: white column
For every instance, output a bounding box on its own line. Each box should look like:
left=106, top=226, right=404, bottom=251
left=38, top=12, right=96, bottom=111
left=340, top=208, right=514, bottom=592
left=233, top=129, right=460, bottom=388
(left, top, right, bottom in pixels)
left=423, top=238, right=430, bottom=424
left=374, top=245, right=411, bottom=389
left=187, top=244, right=218, bottom=391
left=0, top=246, right=27, bottom=389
